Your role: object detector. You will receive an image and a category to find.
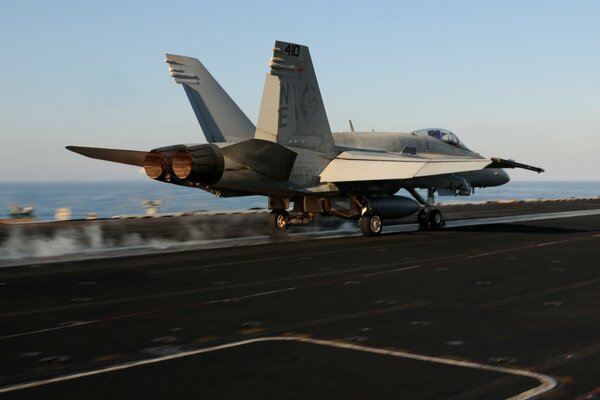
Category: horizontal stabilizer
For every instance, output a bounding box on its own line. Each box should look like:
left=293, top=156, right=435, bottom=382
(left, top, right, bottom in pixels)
left=320, top=151, right=492, bottom=182
left=66, top=146, right=147, bottom=167
left=220, top=139, right=297, bottom=181
left=488, top=157, right=544, bottom=173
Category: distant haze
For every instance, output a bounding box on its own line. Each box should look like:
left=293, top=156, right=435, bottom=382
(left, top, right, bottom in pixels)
left=1, top=1, right=599, bottom=182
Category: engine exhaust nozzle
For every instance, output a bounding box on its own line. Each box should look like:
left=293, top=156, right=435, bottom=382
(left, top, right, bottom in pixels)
left=143, top=151, right=165, bottom=179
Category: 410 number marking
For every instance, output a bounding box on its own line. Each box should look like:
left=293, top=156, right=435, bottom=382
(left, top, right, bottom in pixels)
left=284, top=44, right=300, bottom=57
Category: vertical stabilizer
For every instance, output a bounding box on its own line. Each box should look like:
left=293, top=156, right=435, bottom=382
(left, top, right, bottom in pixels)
left=255, top=41, right=335, bottom=152
left=165, top=54, right=255, bottom=143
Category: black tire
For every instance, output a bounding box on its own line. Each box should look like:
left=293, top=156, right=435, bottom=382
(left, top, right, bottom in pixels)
left=417, top=209, right=429, bottom=228
left=268, top=210, right=289, bottom=232
left=430, top=209, right=444, bottom=229
left=360, top=214, right=383, bottom=236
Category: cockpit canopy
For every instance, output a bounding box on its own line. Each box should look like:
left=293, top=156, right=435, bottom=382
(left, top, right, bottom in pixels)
left=412, top=128, right=469, bottom=150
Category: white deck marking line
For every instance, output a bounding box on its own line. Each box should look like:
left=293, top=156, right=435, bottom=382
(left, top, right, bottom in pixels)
left=444, top=208, right=600, bottom=229
left=0, top=258, right=430, bottom=319
left=465, top=240, right=568, bottom=259
left=382, top=208, right=600, bottom=235
left=0, top=321, right=95, bottom=340
left=1, top=263, right=424, bottom=338
left=536, top=241, right=565, bottom=247
left=0, top=287, right=298, bottom=340
left=151, top=246, right=367, bottom=274
left=480, top=276, right=600, bottom=309
left=273, top=301, right=432, bottom=332
left=0, top=336, right=557, bottom=399
left=362, top=265, right=422, bottom=277
left=204, top=287, right=297, bottom=304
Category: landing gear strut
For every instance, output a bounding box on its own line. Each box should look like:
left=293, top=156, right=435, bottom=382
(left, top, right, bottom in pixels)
left=407, top=188, right=445, bottom=230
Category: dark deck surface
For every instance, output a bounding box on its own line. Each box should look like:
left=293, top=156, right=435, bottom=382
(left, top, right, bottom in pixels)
left=1, top=200, right=599, bottom=399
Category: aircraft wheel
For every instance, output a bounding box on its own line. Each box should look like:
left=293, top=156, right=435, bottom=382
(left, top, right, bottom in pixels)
left=417, top=209, right=429, bottom=228
left=269, top=210, right=289, bottom=232
left=360, top=214, right=383, bottom=236
left=430, top=209, right=444, bottom=229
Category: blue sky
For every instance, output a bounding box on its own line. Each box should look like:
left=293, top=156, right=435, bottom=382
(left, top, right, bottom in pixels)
left=1, top=0, right=599, bottom=181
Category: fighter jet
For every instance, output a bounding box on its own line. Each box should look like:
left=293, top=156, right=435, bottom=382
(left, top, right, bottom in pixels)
left=67, top=40, right=543, bottom=236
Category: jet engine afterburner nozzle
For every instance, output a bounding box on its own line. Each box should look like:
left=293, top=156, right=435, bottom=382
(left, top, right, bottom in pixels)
left=143, top=151, right=165, bottom=179
left=172, top=144, right=224, bottom=185
left=171, top=150, right=192, bottom=179
left=144, top=144, right=224, bottom=186
left=143, top=146, right=185, bottom=180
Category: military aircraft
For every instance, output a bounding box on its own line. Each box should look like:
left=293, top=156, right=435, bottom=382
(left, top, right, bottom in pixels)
left=67, top=40, right=543, bottom=236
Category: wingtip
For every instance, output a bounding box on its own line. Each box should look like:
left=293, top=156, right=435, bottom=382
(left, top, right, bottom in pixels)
left=65, top=145, right=84, bottom=154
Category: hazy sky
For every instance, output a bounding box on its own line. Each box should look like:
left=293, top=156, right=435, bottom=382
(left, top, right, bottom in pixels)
left=1, top=0, right=599, bottom=182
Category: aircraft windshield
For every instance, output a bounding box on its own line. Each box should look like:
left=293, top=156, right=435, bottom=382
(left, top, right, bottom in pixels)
left=412, top=128, right=468, bottom=150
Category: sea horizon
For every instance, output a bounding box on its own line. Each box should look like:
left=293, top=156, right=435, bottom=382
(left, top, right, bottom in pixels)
left=2, top=180, right=599, bottom=221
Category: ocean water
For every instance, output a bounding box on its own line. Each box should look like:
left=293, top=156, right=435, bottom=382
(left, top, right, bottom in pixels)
left=1, top=180, right=598, bottom=221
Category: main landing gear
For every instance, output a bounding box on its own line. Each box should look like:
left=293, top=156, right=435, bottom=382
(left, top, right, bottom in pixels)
left=268, top=210, right=289, bottom=232
left=407, top=188, right=445, bottom=230
left=359, top=213, right=383, bottom=236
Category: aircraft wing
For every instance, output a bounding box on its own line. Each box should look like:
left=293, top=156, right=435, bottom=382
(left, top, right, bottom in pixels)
left=319, top=151, right=493, bottom=182
left=66, top=146, right=147, bottom=167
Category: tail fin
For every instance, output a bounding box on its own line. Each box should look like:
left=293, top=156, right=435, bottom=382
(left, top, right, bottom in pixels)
left=165, top=54, right=255, bottom=143
left=255, top=41, right=335, bottom=152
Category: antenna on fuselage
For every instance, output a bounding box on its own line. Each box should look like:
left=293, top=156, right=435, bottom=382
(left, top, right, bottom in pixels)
left=348, top=120, right=355, bottom=133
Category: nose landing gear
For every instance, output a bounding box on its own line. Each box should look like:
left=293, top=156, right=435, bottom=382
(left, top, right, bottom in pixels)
left=417, top=208, right=445, bottom=229
left=408, top=188, right=445, bottom=230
